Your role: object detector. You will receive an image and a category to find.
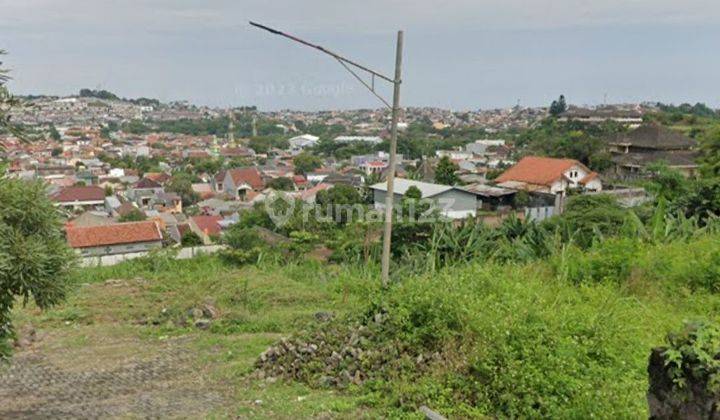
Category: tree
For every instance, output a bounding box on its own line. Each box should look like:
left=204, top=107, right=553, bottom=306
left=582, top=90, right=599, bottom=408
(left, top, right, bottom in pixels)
left=675, top=178, right=720, bottom=223
left=434, top=156, right=459, bottom=185
left=316, top=184, right=364, bottom=224
left=0, top=179, right=75, bottom=359
left=181, top=231, right=203, bottom=247
left=0, top=50, right=22, bottom=138
left=643, top=162, right=688, bottom=202
left=293, top=152, right=322, bottom=175
left=166, top=173, right=200, bottom=207
left=267, top=177, right=295, bottom=191
left=699, top=126, right=720, bottom=178
left=549, top=94, right=568, bottom=117
left=559, top=194, right=627, bottom=248
left=48, top=124, right=61, bottom=141
left=118, top=208, right=146, bottom=222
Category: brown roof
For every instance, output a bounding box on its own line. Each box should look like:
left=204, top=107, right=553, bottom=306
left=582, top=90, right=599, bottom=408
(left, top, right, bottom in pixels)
left=66, top=221, right=162, bottom=248
left=51, top=186, right=105, bottom=203
left=144, top=172, right=171, bottom=184
left=191, top=215, right=223, bottom=236
left=610, top=123, right=696, bottom=150
left=227, top=167, right=264, bottom=190
left=496, top=156, right=585, bottom=186
left=134, top=177, right=162, bottom=189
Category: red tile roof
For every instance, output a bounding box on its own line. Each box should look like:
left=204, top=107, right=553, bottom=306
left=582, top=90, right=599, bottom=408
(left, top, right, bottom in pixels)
left=495, top=156, right=586, bottom=187
left=66, top=221, right=162, bottom=248
left=144, top=172, right=171, bottom=184
left=191, top=215, right=223, bottom=236
left=227, top=167, right=264, bottom=190
left=51, top=186, right=105, bottom=203
left=134, top=177, right=162, bottom=189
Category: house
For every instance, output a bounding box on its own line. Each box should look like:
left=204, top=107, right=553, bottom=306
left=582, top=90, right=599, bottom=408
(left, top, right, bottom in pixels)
left=606, top=123, right=699, bottom=177
left=51, top=186, right=106, bottom=210
left=188, top=215, right=223, bottom=244
left=222, top=167, right=265, bottom=201
left=65, top=221, right=163, bottom=256
left=334, top=135, right=383, bottom=145
left=289, top=134, right=319, bottom=154
left=559, top=107, right=643, bottom=127
left=370, top=178, right=478, bottom=219
left=495, top=156, right=602, bottom=194
left=126, top=177, right=164, bottom=207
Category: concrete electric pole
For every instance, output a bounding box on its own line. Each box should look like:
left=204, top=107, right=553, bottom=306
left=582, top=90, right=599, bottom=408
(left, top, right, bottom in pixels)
left=250, top=22, right=404, bottom=288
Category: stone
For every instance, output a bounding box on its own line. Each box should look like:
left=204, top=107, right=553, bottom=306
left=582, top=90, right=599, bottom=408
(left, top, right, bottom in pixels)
left=314, top=312, right=334, bottom=322
left=194, top=319, right=212, bottom=330
left=201, top=304, right=219, bottom=319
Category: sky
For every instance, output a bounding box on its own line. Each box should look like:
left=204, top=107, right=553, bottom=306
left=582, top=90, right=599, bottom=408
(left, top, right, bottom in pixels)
left=1, top=0, right=719, bottom=111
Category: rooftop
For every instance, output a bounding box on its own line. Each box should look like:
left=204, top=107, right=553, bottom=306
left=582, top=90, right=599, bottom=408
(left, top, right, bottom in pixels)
left=66, top=221, right=162, bottom=248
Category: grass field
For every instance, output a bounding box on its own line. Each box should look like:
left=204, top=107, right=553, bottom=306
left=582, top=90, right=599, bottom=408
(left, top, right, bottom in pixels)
left=6, top=232, right=720, bottom=418
left=6, top=254, right=384, bottom=418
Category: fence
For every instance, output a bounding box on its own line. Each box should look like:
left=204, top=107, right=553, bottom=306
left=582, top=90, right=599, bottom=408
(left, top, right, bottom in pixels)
left=79, top=245, right=226, bottom=268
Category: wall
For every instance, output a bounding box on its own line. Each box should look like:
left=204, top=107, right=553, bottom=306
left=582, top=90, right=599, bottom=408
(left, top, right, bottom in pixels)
left=79, top=240, right=163, bottom=257
left=79, top=245, right=226, bottom=267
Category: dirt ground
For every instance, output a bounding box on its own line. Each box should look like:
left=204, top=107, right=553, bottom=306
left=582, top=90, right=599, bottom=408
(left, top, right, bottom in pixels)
left=0, top=335, right=229, bottom=419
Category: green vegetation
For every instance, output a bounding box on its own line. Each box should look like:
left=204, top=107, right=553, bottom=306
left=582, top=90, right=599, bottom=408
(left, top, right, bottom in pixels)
left=1, top=179, right=75, bottom=360
left=434, top=155, right=459, bottom=185
left=293, top=152, right=322, bottom=175
left=549, top=94, right=567, bottom=116
left=118, top=208, right=146, bottom=223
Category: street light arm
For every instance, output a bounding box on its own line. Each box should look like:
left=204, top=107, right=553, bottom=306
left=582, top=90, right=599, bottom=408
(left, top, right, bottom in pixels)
left=249, top=21, right=395, bottom=84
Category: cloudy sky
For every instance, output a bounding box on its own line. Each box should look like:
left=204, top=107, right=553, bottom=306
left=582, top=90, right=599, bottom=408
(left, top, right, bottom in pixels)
left=1, top=0, right=719, bottom=110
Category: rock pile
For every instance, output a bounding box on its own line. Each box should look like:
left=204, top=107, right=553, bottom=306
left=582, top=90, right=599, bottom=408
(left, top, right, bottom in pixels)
left=254, top=312, right=442, bottom=388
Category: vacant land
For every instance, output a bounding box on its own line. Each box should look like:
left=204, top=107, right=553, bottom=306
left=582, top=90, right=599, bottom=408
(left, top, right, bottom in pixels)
left=0, top=256, right=378, bottom=419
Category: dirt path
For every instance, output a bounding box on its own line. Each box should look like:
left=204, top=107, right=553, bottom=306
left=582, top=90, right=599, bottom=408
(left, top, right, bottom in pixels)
left=0, top=336, right=229, bottom=419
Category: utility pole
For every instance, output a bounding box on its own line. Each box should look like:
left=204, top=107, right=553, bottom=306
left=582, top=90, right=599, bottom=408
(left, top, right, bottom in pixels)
left=250, top=22, right=403, bottom=288
left=380, top=32, right=403, bottom=286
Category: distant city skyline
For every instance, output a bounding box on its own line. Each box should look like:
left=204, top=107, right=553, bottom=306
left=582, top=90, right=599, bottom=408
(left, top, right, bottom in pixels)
left=2, top=0, right=719, bottom=111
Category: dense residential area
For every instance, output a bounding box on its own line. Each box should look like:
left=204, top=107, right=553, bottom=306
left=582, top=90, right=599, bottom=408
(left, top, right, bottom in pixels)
left=2, top=93, right=711, bottom=260
left=3, top=3, right=720, bottom=417
left=4, top=86, right=720, bottom=418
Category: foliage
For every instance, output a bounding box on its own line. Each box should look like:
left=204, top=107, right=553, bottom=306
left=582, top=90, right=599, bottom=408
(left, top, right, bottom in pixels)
left=266, top=177, right=295, bottom=191
left=642, top=162, right=688, bottom=202
left=556, top=194, right=628, bottom=248
left=698, top=125, right=720, bottom=178
left=293, top=152, right=322, bottom=175
left=434, top=156, right=459, bottom=185
left=674, top=178, right=720, bottom=223
left=549, top=94, right=567, bottom=116
left=0, top=179, right=75, bottom=360
left=0, top=50, right=23, bottom=139
left=514, top=119, right=621, bottom=171
left=118, top=208, right=146, bottom=222
left=663, top=322, right=720, bottom=393
left=166, top=172, right=200, bottom=207
left=316, top=185, right=365, bottom=225
left=180, top=231, right=203, bottom=247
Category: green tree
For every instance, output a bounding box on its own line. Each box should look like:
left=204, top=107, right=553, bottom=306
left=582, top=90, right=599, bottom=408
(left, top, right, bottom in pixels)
left=559, top=194, right=627, bottom=248
left=0, top=50, right=22, bottom=138
left=166, top=173, right=200, bottom=207
left=118, top=208, right=146, bottom=222
left=643, top=162, right=688, bottom=202
left=675, top=178, right=720, bottom=223
left=267, top=177, right=295, bottom=191
left=48, top=124, right=61, bottom=141
left=0, top=179, right=75, bottom=359
left=434, top=156, right=459, bottom=185
left=316, top=184, right=364, bottom=224
left=293, top=152, right=322, bottom=175
left=549, top=94, right=568, bottom=117
left=181, top=231, right=203, bottom=247
left=699, top=126, right=720, bottom=178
